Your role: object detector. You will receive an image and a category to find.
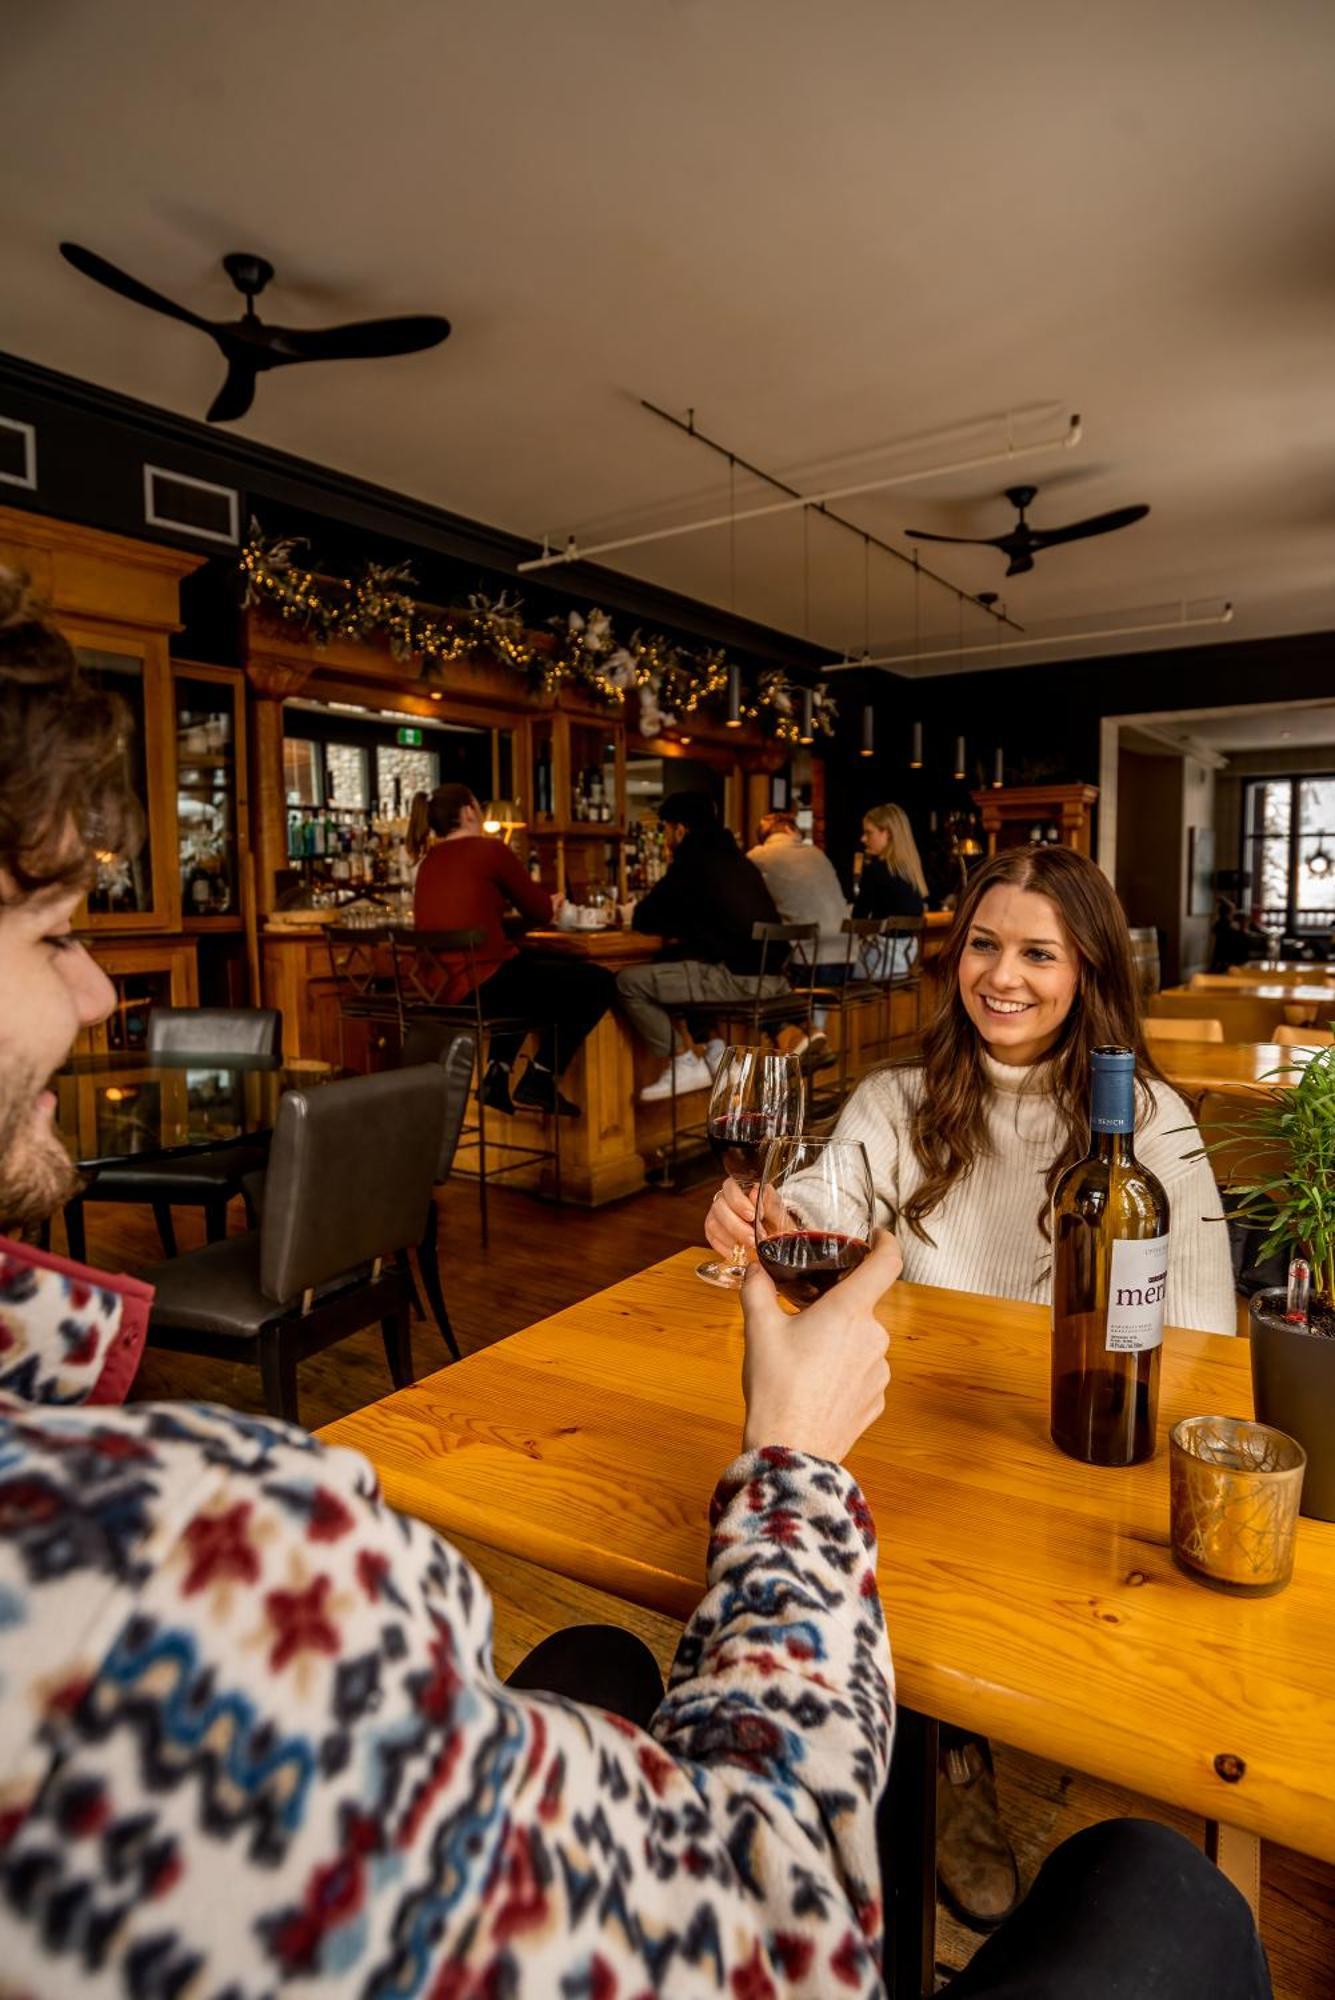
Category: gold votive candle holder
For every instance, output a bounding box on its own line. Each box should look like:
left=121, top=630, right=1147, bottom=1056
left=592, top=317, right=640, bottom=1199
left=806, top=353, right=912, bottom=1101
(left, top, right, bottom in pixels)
left=1169, top=1415, right=1306, bottom=1596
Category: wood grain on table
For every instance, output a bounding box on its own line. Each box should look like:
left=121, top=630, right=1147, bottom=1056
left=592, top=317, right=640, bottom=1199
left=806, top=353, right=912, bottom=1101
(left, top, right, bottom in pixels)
left=1156, top=1039, right=1321, bottom=1100
left=320, top=1251, right=1335, bottom=1866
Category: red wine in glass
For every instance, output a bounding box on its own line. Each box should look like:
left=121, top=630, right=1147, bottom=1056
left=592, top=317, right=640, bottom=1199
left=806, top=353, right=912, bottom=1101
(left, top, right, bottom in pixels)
left=756, top=1229, right=871, bottom=1305
left=755, top=1136, right=876, bottom=1309
left=697, top=1047, right=804, bottom=1289
left=708, top=1107, right=779, bottom=1185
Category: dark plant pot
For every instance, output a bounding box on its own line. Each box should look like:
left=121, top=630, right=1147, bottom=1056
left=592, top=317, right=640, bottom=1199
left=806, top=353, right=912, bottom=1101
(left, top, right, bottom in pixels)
left=1249, top=1290, right=1335, bottom=1522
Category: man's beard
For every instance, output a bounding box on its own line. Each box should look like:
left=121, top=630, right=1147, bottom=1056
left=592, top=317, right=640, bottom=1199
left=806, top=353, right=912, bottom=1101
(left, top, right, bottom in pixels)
left=0, top=1060, right=80, bottom=1233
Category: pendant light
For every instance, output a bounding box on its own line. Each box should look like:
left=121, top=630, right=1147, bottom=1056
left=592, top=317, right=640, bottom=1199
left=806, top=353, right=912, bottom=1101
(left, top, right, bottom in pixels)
left=909, top=555, right=923, bottom=767
left=726, top=663, right=742, bottom=727
left=799, top=688, right=815, bottom=745
left=861, top=704, right=875, bottom=758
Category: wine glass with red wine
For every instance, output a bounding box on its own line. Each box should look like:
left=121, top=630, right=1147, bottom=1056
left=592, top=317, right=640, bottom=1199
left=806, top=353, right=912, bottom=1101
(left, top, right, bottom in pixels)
left=697, top=1046, right=805, bottom=1288
left=754, top=1136, right=876, bottom=1305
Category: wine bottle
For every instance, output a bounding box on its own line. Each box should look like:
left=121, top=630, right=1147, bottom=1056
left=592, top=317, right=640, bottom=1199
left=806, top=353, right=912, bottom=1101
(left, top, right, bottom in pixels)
left=1050, top=1046, right=1169, bottom=1467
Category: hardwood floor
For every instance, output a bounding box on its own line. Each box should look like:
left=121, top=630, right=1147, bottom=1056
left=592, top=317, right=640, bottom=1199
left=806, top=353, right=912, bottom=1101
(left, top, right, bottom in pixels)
left=63, top=1180, right=1331, bottom=1998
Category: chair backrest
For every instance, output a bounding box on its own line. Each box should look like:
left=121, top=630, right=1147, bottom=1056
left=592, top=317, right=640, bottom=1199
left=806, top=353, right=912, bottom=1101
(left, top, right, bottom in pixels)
left=752, top=919, right=819, bottom=985
left=1189, top=972, right=1241, bottom=990
left=324, top=926, right=390, bottom=1000
left=1143, top=1016, right=1225, bottom=1044
left=1274, top=1024, right=1335, bottom=1047
left=147, top=1006, right=283, bottom=1060
left=400, top=1022, right=478, bottom=1180
left=259, top=1067, right=447, bottom=1303
left=1148, top=990, right=1291, bottom=1041
left=1126, top=927, right=1161, bottom=1000
left=389, top=927, right=486, bottom=1014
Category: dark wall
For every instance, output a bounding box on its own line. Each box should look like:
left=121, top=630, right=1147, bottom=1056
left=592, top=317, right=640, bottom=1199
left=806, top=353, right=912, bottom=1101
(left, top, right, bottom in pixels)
left=0, top=350, right=829, bottom=684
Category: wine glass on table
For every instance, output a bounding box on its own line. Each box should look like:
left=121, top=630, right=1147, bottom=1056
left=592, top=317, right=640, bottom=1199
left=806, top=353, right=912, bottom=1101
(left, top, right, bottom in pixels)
left=697, top=1046, right=804, bottom=1288
left=754, top=1136, right=876, bottom=1305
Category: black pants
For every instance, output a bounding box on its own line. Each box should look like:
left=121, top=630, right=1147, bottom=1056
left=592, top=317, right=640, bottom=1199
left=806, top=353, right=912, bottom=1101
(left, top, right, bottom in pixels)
left=509, top=1627, right=1272, bottom=2000
left=478, top=954, right=616, bottom=1076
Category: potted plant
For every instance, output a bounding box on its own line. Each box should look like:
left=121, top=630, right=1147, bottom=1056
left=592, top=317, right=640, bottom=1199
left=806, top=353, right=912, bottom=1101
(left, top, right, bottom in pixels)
left=1224, top=1041, right=1335, bottom=1520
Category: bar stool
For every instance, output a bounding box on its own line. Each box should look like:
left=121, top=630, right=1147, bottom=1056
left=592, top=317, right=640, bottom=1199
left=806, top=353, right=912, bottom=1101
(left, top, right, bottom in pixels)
left=659, top=921, right=819, bottom=1185
left=324, top=923, right=399, bottom=1067
left=388, top=927, right=561, bottom=1246
left=881, top=914, right=927, bottom=1045
left=815, top=917, right=896, bottom=1101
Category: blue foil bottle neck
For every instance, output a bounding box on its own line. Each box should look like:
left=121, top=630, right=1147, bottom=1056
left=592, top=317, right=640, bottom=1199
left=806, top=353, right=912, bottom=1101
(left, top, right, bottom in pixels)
left=1090, top=1047, right=1135, bottom=1135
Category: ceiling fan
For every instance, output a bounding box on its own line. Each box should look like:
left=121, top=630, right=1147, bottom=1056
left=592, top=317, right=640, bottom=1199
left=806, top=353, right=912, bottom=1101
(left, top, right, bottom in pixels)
left=59, top=242, right=451, bottom=424
left=906, top=483, right=1150, bottom=577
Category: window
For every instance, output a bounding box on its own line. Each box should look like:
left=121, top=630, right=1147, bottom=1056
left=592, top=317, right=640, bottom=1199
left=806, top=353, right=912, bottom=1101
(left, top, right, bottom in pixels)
left=1242, top=776, right=1335, bottom=936
left=375, top=744, right=438, bottom=815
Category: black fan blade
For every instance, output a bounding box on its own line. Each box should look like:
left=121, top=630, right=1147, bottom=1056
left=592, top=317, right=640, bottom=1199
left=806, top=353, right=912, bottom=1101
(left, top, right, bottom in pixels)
left=60, top=242, right=211, bottom=332
left=268, top=314, right=451, bottom=363
left=1005, top=551, right=1036, bottom=578
left=904, top=528, right=1009, bottom=549
left=206, top=357, right=258, bottom=424
left=1028, top=505, right=1150, bottom=552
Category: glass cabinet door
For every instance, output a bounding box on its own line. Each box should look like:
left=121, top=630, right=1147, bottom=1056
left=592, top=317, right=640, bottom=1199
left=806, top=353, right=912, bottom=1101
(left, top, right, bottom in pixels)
left=175, top=674, right=241, bottom=921
left=75, top=646, right=158, bottom=917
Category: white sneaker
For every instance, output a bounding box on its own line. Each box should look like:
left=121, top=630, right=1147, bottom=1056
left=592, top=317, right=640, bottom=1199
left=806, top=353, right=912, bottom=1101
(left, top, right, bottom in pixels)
left=704, top=1037, right=727, bottom=1075
left=640, top=1050, right=714, bottom=1102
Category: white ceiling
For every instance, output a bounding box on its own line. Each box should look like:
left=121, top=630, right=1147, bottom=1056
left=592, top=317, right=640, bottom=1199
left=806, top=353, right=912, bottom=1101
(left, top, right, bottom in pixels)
left=4, top=0, right=1335, bottom=670
left=1122, top=699, right=1335, bottom=757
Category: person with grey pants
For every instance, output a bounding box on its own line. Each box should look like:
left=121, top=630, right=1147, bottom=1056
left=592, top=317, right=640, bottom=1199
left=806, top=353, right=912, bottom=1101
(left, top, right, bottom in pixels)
left=619, top=791, right=788, bottom=1101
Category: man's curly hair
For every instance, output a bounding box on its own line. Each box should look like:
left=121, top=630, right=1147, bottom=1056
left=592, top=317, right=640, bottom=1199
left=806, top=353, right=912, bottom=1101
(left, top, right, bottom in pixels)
left=0, top=566, right=141, bottom=894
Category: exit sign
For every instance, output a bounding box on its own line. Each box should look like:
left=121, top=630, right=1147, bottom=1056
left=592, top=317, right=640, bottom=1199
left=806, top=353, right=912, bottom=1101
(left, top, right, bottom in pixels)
left=396, top=726, right=423, bottom=747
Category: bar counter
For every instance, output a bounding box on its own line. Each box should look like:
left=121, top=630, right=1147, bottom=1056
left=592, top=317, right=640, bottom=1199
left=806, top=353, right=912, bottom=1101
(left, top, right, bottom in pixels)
left=262, top=917, right=927, bottom=1205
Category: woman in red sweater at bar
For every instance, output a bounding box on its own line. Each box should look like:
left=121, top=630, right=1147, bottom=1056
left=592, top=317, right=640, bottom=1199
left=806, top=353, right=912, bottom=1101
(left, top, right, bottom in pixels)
left=413, top=783, right=615, bottom=1117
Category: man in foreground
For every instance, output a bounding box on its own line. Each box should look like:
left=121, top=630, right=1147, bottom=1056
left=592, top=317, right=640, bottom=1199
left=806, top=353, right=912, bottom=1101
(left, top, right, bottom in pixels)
left=0, top=571, right=1270, bottom=1996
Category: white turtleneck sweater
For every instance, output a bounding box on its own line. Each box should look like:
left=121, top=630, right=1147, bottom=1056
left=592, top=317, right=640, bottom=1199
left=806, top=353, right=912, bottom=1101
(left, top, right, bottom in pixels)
left=831, top=1052, right=1237, bottom=1335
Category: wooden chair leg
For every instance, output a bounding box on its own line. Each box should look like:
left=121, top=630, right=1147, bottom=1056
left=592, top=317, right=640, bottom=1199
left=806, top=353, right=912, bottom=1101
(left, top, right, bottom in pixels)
left=258, top=1326, right=300, bottom=1425
left=63, top=1199, right=87, bottom=1263
left=395, top=1247, right=427, bottom=1322
left=416, top=1207, right=460, bottom=1361
left=152, top=1200, right=178, bottom=1260
left=381, top=1304, right=415, bottom=1391
left=204, top=1197, right=229, bottom=1243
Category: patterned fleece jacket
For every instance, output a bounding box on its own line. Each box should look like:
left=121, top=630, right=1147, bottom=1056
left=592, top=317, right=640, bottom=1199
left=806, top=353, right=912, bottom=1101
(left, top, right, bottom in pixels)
left=0, top=1240, right=897, bottom=1997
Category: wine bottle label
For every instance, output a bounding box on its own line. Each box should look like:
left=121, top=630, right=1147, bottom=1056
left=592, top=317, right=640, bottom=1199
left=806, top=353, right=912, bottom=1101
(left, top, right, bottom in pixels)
left=1106, top=1235, right=1168, bottom=1352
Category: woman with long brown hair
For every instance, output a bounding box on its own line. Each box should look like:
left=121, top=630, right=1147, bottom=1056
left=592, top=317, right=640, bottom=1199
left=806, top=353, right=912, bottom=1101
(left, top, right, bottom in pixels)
left=705, top=842, right=1235, bottom=1927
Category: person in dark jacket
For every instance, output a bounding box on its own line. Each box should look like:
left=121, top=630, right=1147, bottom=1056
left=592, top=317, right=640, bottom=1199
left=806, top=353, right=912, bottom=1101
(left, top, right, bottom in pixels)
left=618, top=791, right=789, bottom=1100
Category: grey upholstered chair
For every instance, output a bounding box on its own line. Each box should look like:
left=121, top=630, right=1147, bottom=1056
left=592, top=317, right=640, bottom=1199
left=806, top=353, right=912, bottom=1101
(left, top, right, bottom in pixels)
left=143, top=1065, right=447, bottom=1424
left=64, top=1006, right=283, bottom=1261
left=398, top=1021, right=477, bottom=1360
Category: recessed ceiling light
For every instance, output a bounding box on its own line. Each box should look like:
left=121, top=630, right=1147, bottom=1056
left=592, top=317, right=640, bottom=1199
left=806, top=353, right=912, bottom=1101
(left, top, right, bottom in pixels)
left=1280, top=730, right=1291, bottom=739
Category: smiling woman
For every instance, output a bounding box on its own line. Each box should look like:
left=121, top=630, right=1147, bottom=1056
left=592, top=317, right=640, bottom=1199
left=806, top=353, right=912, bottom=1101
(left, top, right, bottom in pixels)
left=707, top=843, right=1236, bottom=1331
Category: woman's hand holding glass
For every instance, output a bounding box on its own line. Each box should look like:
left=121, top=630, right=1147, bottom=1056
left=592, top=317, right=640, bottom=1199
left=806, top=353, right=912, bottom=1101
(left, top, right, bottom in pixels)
left=696, top=1047, right=803, bottom=1288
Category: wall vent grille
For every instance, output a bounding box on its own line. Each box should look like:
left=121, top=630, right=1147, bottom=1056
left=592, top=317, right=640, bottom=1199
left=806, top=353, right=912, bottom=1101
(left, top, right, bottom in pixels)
left=0, top=417, right=36, bottom=490
left=143, top=464, right=239, bottom=544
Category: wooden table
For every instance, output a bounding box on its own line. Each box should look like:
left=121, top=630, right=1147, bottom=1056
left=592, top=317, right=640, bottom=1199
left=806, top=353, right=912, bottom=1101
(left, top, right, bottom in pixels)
left=1155, top=1039, right=1322, bottom=1102
left=321, top=1251, right=1335, bottom=1873
left=1152, top=985, right=1335, bottom=1039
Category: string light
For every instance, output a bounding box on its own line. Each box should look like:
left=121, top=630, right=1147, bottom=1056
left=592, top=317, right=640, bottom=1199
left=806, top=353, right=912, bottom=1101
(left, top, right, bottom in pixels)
left=242, top=525, right=836, bottom=742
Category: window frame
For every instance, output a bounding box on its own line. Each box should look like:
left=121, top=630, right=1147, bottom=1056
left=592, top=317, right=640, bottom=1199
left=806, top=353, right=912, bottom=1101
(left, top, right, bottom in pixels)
left=1241, top=773, right=1335, bottom=936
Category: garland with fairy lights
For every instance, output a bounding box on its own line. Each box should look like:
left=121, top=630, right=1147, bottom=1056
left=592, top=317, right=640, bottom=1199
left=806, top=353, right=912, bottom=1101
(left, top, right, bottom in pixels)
left=239, top=526, right=837, bottom=743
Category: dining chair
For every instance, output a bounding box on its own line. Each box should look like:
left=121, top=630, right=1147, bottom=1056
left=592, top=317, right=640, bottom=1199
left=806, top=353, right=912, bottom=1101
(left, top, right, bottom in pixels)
left=398, top=1020, right=477, bottom=1360
left=1190, top=972, right=1245, bottom=990
left=63, top=1006, right=283, bottom=1263
left=142, top=1065, right=447, bottom=1425
left=1274, top=1024, right=1335, bottom=1047
left=1143, top=1016, right=1225, bottom=1044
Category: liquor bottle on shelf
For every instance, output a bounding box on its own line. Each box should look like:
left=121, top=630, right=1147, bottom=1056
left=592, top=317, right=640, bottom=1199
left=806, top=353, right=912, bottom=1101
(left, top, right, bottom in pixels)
left=1050, top=1046, right=1169, bottom=1468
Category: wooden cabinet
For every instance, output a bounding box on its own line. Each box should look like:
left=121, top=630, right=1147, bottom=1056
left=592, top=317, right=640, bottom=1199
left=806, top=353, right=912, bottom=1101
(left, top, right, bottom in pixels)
left=174, top=663, right=249, bottom=933
left=973, top=783, right=1099, bottom=858
left=76, top=937, right=199, bottom=1052
left=0, top=506, right=203, bottom=934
